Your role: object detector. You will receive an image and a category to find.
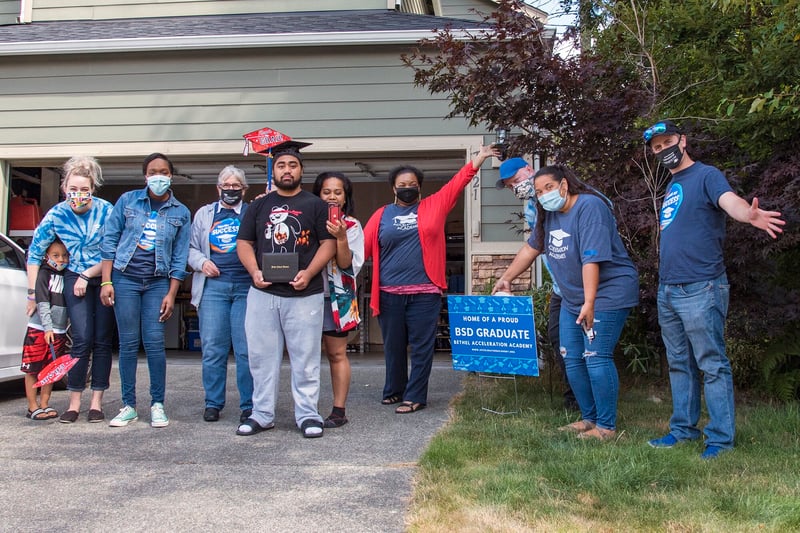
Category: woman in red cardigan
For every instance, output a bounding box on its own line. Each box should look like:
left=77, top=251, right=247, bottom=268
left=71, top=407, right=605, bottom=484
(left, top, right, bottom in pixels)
left=363, top=144, right=499, bottom=413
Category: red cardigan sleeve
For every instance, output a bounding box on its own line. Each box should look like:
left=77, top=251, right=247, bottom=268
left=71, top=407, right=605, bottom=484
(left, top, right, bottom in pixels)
left=417, top=162, right=478, bottom=291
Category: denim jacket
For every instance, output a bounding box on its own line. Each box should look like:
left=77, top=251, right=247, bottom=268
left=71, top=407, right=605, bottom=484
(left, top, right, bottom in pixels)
left=101, top=187, right=191, bottom=280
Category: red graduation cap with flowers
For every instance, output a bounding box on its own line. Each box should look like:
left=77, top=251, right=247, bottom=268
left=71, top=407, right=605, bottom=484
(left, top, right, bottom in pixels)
left=242, top=127, right=311, bottom=192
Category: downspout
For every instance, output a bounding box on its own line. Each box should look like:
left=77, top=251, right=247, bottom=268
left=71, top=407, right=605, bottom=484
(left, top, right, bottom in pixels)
left=1, top=161, right=11, bottom=234
left=18, top=0, right=32, bottom=24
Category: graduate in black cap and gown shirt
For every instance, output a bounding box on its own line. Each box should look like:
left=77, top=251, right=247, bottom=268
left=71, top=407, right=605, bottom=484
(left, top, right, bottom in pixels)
left=235, top=141, right=337, bottom=438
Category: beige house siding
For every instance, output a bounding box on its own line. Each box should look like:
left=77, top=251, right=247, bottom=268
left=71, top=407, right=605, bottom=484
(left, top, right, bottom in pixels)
left=437, top=0, right=495, bottom=21
left=28, top=0, right=388, bottom=22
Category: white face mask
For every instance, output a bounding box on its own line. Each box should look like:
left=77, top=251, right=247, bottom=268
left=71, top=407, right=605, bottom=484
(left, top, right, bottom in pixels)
left=146, top=175, right=171, bottom=196
left=538, top=184, right=567, bottom=212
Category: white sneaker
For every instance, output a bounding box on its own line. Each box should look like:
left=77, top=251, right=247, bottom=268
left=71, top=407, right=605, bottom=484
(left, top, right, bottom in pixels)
left=150, top=402, right=169, bottom=428
left=109, top=405, right=138, bottom=427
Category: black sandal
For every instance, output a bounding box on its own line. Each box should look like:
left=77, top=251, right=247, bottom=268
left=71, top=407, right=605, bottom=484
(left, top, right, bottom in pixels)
left=236, top=418, right=274, bottom=436
left=301, top=419, right=324, bottom=438
left=381, top=394, right=402, bottom=405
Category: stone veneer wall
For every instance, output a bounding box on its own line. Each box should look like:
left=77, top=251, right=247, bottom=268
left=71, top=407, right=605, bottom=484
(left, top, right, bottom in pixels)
left=471, top=254, right=532, bottom=295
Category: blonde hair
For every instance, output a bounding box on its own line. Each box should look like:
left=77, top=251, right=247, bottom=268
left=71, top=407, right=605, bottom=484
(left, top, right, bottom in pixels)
left=62, top=156, right=103, bottom=191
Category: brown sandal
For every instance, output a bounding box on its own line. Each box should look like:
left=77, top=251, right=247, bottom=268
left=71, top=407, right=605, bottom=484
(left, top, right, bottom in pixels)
left=577, top=427, right=617, bottom=441
left=558, top=420, right=595, bottom=433
left=395, top=401, right=425, bottom=414
left=381, top=394, right=402, bottom=405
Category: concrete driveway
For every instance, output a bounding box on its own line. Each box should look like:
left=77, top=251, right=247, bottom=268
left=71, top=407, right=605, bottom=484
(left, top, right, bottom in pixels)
left=0, top=352, right=463, bottom=532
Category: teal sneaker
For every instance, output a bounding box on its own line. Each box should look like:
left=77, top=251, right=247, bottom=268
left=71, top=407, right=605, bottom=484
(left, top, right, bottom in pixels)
left=150, top=402, right=169, bottom=428
left=109, top=405, right=138, bottom=427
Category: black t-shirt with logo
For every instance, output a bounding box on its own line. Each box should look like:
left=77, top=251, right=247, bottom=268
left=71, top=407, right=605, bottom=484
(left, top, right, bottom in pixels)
left=238, top=190, right=333, bottom=297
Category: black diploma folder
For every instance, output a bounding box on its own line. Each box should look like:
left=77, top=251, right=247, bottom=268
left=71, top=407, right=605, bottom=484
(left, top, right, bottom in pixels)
left=261, top=252, right=299, bottom=282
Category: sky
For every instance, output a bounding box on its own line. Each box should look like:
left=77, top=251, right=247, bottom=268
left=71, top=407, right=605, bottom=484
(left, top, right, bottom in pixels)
left=528, top=0, right=577, bottom=35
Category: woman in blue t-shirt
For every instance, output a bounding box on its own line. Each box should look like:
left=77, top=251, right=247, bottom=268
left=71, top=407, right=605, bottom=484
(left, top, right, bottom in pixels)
left=494, top=165, right=638, bottom=440
left=188, top=165, right=254, bottom=425
left=100, top=153, right=191, bottom=429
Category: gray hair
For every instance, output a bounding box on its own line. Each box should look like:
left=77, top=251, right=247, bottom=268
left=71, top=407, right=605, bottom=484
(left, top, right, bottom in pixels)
left=217, top=165, right=247, bottom=188
left=62, top=155, right=103, bottom=190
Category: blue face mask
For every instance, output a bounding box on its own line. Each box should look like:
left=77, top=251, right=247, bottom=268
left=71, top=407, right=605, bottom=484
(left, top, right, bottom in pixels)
left=146, top=175, right=171, bottom=196
left=46, top=256, right=67, bottom=271
left=538, top=184, right=567, bottom=212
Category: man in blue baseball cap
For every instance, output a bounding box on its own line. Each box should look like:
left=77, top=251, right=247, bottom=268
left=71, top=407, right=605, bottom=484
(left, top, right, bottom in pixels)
left=643, top=119, right=785, bottom=459
left=495, top=157, right=533, bottom=195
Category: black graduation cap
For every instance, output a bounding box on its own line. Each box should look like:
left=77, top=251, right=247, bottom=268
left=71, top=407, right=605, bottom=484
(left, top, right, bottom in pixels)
left=270, top=140, right=312, bottom=164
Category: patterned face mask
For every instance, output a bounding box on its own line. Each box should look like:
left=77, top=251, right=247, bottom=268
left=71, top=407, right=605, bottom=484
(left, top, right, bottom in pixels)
left=66, top=191, right=92, bottom=210
left=511, top=178, right=534, bottom=200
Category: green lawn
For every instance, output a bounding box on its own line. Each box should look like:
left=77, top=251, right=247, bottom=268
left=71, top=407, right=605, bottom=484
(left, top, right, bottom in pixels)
left=408, top=373, right=800, bottom=532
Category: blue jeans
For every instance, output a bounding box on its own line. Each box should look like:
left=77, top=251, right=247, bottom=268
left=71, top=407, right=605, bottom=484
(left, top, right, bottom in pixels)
left=377, top=291, right=441, bottom=405
left=112, top=270, right=169, bottom=408
left=63, top=271, right=115, bottom=392
left=198, top=278, right=253, bottom=412
left=658, top=273, right=734, bottom=448
left=560, top=307, right=631, bottom=430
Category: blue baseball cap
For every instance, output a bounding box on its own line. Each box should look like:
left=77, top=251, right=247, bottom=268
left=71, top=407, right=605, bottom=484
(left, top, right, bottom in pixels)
left=495, top=157, right=529, bottom=189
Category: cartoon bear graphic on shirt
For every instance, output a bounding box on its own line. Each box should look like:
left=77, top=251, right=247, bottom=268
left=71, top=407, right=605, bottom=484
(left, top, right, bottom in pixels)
left=264, top=205, right=302, bottom=252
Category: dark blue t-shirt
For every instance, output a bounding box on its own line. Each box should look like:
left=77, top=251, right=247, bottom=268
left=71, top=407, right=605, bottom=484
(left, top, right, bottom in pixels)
left=658, top=162, right=733, bottom=284
left=126, top=199, right=165, bottom=279
left=209, top=206, right=250, bottom=283
left=528, top=194, right=639, bottom=314
left=378, top=203, right=430, bottom=286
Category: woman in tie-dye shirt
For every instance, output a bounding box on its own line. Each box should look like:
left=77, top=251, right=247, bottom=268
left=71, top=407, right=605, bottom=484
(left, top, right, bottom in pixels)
left=26, top=155, right=115, bottom=424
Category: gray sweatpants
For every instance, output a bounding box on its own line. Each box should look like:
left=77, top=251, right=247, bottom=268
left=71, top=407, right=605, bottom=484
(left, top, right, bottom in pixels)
left=244, top=288, right=324, bottom=428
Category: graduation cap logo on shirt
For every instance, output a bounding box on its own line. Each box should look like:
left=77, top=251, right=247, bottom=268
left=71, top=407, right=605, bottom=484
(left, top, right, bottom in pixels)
left=242, top=127, right=312, bottom=192
left=549, top=229, right=571, bottom=248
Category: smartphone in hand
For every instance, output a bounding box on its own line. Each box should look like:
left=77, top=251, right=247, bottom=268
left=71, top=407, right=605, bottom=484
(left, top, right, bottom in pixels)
left=581, top=320, right=595, bottom=343
left=328, top=203, right=342, bottom=224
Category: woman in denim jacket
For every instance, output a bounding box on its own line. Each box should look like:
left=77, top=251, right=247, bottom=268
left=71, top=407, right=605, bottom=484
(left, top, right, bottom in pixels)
left=100, top=153, right=191, bottom=428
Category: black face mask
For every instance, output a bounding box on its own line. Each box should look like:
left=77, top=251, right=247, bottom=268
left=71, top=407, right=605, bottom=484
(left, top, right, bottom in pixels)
left=220, top=189, right=243, bottom=206
left=395, top=187, right=420, bottom=204
left=655, top=144, right=684, bottom=170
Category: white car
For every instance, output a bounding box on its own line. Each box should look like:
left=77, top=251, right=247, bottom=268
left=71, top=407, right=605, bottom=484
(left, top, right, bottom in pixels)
left=0, top=232, right=28, bottom=383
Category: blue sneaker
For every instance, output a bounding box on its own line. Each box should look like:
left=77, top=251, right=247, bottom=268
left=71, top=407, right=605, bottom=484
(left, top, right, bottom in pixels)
left=701, top=445, right=726, bottom=460
left=109, top=405, right=138, bottom=427
left=648, top=434, right=680, bottom=448
left=150, top=402, right=169, bottom=428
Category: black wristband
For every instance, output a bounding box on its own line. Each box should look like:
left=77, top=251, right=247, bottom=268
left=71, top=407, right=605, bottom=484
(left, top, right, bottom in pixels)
left=27, top=288, right=35, bottom=295
left=79, top=273, right=90, bottom=282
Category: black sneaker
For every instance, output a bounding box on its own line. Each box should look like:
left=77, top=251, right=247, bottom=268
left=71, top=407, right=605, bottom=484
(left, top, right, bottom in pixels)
left=203, top=407, right=220, bottom=422
left=59, top=410, right=79, bottom=424
left=239, top=409, right=252, bottom=423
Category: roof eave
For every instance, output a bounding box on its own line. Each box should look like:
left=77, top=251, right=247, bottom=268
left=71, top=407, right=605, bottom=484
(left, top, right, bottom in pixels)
left=0, top=29, right=486, bottom=56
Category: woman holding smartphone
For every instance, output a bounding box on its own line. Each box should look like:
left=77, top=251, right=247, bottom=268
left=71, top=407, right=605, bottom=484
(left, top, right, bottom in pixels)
left=312, top=171, right=364, bottom=428
left=493, top=165, right=638, bottom=440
